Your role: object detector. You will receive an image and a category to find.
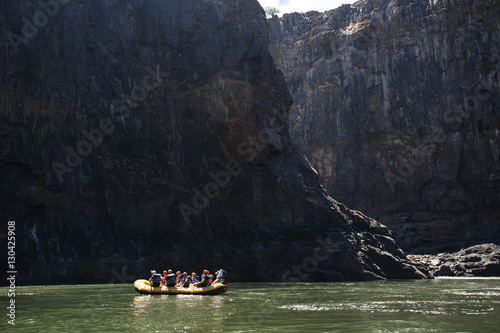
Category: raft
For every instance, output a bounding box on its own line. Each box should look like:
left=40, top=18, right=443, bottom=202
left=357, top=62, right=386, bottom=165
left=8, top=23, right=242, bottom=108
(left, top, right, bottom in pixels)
left=134, top=279, right=227, bottom=295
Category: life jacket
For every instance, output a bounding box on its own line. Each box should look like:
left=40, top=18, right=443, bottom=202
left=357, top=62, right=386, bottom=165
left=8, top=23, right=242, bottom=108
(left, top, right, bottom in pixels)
left=216, top=269, right=226, bottom=283
left=151, top=273, right=162, bottom=287
left=208, top=274, right=213, bottom=284
left=198, top=273, right=211, bottom=287
left=166, top=273, right=176, bottom=284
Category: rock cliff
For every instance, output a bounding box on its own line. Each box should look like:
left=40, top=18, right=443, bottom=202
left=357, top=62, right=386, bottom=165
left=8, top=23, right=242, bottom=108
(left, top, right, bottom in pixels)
left=408, top=243, right=500, bottom=276
left=0, top=0, right=427, bottom=284
left=269, top=0, right=500, bottom=253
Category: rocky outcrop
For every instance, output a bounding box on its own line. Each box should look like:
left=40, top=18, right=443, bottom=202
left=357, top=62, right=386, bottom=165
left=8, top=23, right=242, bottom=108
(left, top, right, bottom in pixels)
left=269, top=0, right=500, bottom=253
left=408, top=243, right=500, bottom=276
left=0, top=0, right=428, bottom=284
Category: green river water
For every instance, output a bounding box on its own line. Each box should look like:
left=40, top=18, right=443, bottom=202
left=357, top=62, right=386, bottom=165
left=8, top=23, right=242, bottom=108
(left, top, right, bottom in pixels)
left=1, top=278, right=499, bottom=332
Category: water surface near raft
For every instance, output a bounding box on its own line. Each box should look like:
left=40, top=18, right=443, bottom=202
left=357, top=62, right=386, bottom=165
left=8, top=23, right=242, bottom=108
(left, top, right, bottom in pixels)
left=1, top=278, right=500, bottom=332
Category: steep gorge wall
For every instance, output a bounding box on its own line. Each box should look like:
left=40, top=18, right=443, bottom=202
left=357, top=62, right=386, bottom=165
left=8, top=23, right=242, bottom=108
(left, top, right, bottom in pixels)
left=0, top=0, right=427, bottom=284
left=269, top=0, right=500, bottom=253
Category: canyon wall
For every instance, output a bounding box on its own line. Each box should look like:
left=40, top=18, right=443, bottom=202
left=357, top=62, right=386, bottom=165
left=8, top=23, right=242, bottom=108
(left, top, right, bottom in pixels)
left=269, top=0, right=500, bottom=253
left=0, top=0, right=427, bottom=284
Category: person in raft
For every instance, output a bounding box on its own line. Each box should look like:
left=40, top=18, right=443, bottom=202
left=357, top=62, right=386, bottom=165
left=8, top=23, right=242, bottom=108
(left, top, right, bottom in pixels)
left=214, top=269, right=227, bottom=283
left=195, top=270, right=212, bottom=287
left=160, top=270, right=168, bottom=287
left=149, top=270, right=162, bottom=287
left=191, top=272, right=199, bottom=284
left=180, top=272, right=191, bottom=287
left=166, top=269, right=177, bottom=287
left=175, top=271, right=181, bottom=285
left=175, top=272, right=186, bottom=287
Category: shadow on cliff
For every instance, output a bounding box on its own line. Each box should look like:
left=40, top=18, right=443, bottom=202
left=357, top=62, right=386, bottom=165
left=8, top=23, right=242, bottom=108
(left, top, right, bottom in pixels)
left=0, top=0, right=429, bottom=285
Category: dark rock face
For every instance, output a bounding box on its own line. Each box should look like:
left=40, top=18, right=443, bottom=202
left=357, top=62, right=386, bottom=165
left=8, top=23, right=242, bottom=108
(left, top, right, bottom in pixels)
left=0, top=0, right=428, bottom=284
left=408, top=243, right=500, bottom=276
left=269, top=0, right=500, bottom=253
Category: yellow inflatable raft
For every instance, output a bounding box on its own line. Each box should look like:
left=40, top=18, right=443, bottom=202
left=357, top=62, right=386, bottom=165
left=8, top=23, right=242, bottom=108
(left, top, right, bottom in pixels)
left=134, top=279, right=227, bottom=295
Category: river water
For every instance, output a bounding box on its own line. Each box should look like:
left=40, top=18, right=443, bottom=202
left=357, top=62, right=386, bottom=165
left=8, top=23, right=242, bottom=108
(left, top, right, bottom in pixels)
left=1, top=278, right=499, bottom=332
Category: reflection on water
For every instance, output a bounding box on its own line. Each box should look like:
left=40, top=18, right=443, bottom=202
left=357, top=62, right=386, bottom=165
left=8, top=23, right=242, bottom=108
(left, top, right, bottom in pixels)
left=1, top=278, right=500, bottom=332
left=131, top=293, right=225, bottom=331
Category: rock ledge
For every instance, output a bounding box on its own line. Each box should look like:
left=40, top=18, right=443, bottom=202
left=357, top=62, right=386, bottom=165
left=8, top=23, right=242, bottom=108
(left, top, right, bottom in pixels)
left=408, top=244, right=500, bottom=277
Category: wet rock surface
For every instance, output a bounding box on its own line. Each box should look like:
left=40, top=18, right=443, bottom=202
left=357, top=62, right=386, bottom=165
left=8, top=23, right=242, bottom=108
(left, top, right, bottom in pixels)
left=408, top=243, right=500, bottom=277
left=269, top=0, right=500, bottom=253
left=0, top=0, right=429, bottom=284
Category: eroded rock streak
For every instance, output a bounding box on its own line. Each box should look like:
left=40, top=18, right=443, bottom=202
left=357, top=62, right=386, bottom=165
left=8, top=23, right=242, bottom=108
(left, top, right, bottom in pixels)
left=269, top=0, right=500, bottom=253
